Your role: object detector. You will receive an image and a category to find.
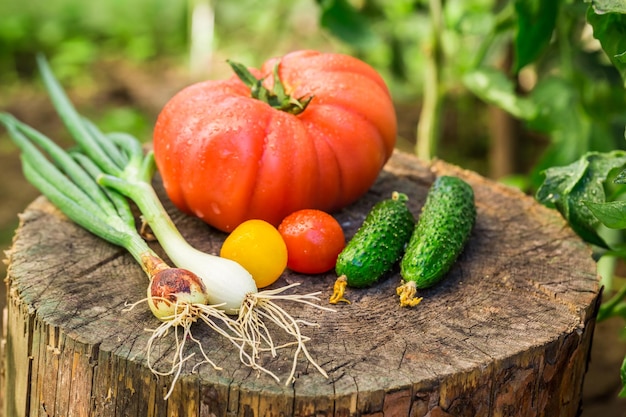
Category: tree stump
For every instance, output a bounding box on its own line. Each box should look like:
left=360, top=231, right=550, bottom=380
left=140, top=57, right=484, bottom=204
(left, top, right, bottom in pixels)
left=2, top=150, right=600, bottom=417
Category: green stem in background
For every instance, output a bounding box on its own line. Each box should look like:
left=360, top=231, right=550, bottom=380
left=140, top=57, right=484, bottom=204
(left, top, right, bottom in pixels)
left=472, top=2, right=515, bottom=69
left=556, top=3, right=575, bottom=83
left=188, top=0, right=215, bottom=79
left=416, top=0, right=444, bottom=160
left=597, top=281, right=626, bottom=322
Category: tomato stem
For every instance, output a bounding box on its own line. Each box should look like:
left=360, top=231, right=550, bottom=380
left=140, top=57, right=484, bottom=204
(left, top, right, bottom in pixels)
left=227, top=59, right=313, bottom=115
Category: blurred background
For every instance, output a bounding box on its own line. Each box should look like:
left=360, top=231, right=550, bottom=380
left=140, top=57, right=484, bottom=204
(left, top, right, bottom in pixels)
left=0, top=0, right=625, bottom=415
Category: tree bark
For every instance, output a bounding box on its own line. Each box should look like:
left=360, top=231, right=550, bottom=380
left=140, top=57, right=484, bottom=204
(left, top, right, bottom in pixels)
left=3, top=151, right=600, bottom=416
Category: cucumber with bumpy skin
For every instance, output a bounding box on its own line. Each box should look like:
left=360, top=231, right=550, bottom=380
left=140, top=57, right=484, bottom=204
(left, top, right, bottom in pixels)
left=397, top=175, right=475, bottom=307
left=330, top=191, right=415, bottom=304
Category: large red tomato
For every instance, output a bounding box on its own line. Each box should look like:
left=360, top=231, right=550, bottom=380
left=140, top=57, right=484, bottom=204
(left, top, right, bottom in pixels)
left=153, top=50, right=397, bottom=232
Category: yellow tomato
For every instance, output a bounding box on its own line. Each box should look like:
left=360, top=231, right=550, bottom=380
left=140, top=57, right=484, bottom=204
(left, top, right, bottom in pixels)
left=220, top=219, right=288, bottom=288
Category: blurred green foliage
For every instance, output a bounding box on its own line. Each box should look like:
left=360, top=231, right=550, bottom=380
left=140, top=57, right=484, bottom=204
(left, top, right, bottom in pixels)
left=0, top=0, right=333, bottom=88
left=0, top=0, right=188, bottom=84
left=317, top=0, right=495, bottom=99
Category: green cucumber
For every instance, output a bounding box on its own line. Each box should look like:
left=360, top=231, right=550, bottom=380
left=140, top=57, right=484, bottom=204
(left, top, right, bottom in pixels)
left=397, top=175, right=475, bottom=307
left=330, top=191, right=415, bottom=304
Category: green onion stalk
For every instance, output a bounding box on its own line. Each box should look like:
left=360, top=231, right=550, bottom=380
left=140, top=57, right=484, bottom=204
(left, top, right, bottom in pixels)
left=0, top=55, right=332, bottom=397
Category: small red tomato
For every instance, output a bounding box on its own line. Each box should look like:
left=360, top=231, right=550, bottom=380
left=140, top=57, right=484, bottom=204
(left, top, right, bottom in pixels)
left=278, top=209, right=346, bottom=274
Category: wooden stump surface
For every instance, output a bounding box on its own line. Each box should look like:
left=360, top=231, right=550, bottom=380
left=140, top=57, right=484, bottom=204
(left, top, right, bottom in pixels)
left=3, top=150, right=600, bottom=417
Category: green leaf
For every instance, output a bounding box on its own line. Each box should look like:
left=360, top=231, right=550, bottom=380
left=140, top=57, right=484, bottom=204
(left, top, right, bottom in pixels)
left=315, top=0, right=378, bottom=50
left=585, top=200, right=626, bottom=228
left=463, top=67, right=537, bottom=119
left=513, top=0, right=561, bottom=73
left=536, top=151, right=626, bottom=247
left=591, top=0, right=626, bottom=14
left=527, top=77, right=575, bottom=134
left=586, top=3, right=626, bottom=87
left=536, top=157, right=588, bottom=210
left=526, top=77, right=593, bottom=175
left=621, top=355, right=626, bottom=397
left=614, top=164, right=626, bottom=184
